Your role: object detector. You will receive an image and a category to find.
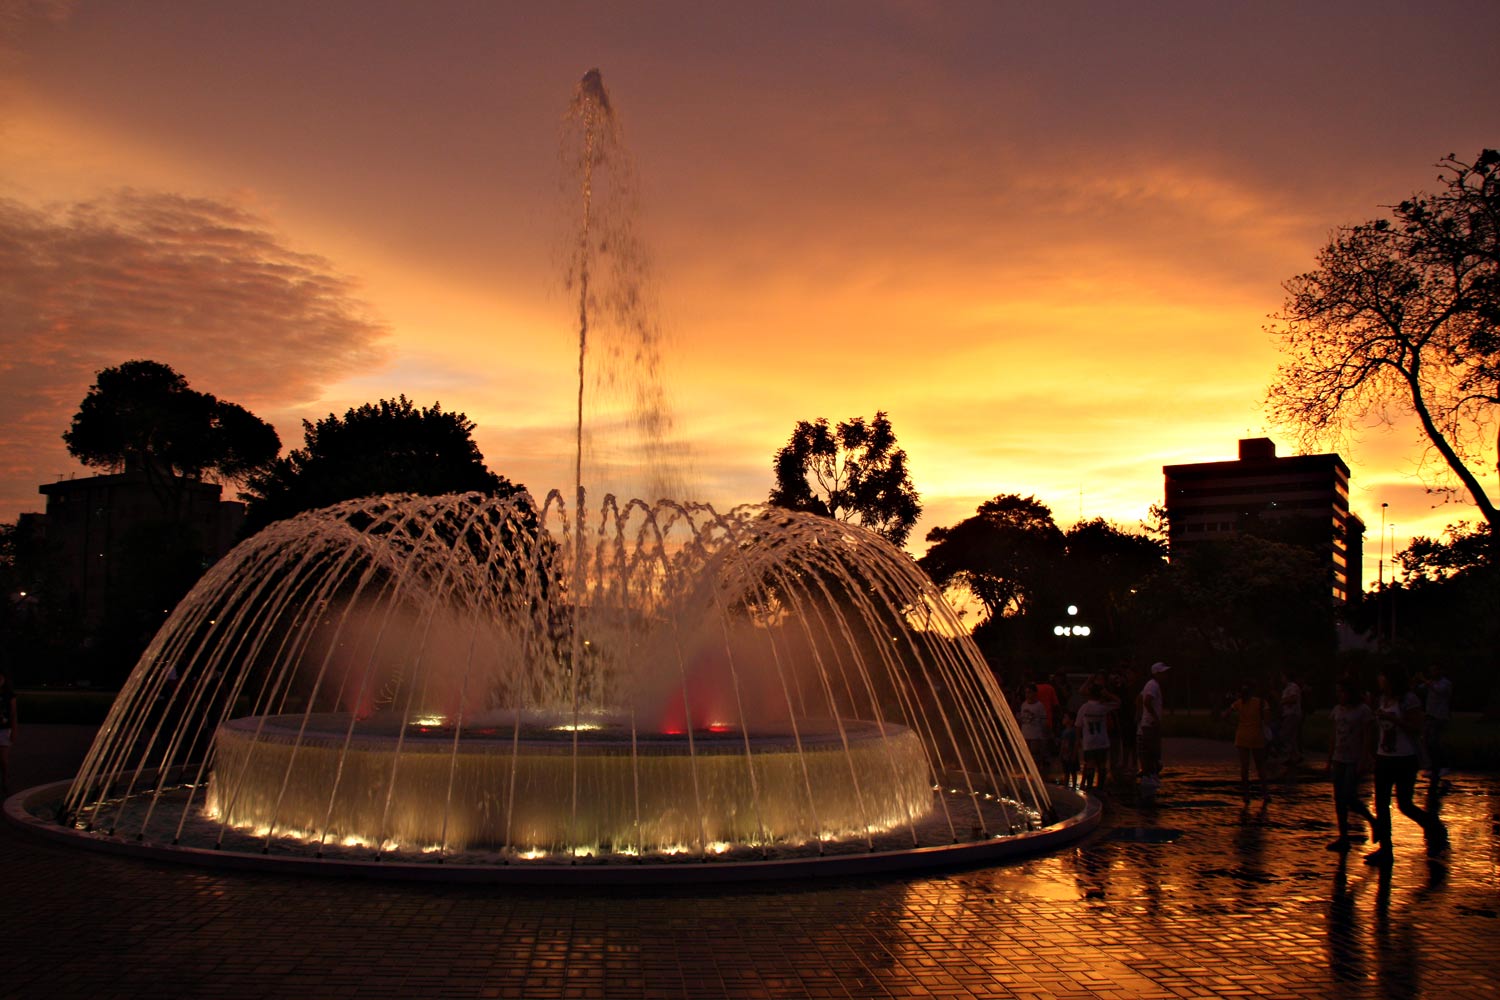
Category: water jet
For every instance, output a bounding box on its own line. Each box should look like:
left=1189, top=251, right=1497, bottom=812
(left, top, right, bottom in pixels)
left=6, top=70, right=1097, bottom=882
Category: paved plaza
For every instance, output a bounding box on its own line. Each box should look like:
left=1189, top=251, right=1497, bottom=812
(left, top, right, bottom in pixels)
left=4, top=727, right=1497, bottom=999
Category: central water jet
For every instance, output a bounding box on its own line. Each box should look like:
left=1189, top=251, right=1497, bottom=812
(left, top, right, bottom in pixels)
left=31, top=71, right=1082, bottom=879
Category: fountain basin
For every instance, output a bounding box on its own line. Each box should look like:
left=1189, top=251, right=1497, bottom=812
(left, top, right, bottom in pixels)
left=208, top=713, right=935, bottom=854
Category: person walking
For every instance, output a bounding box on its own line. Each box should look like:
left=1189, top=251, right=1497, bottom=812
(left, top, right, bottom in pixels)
left=1418, top=664, right=1453, bottom=790
left=1227, top=682, right=1271, bottom=806
left=1366, top=668, right=1447, bottom=866
left=1328, top=679, right=1376, bottom=852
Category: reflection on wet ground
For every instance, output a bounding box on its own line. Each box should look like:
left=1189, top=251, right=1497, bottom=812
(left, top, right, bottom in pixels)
left=6, top=746, right=1497, bottom=998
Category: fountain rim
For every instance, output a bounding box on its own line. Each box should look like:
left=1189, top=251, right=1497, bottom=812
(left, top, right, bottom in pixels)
left=5, top=779, right=1100, bottom=885
left=220, top=712, right=910, bottom=754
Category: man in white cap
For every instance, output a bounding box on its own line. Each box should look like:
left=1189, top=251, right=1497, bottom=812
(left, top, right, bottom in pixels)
left=1137, top=662, right=1170, bottom=783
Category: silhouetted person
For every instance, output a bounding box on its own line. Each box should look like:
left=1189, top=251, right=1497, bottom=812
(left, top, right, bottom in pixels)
left=1417, top=664, right=1453, bottom=790
left=1279, top=670, right=1304, bottom=766
left=1018, top=683, right=1051, bottom=774
left=1075, top=683, right=1119, bottom=793
left=1366, top=667, right=1447, bottom=866
left=0, top=669, right=15, bottom=796
left=1033, top=675, right=1060, bottom=736
left=1136, top=662, right=1168, bottom=781
left=1057, top=713, right=1079, bottom=788
left=1327, top=679, right=1375, bottom=852
left=1226, top=682, right=1271, bottom=806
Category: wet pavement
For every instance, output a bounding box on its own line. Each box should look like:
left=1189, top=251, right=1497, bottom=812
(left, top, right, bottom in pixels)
left=4, top=730, right=1498, bottom=999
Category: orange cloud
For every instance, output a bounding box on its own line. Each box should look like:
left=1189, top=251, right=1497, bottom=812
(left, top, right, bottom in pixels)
left=0, top=189, right=386, bottom=515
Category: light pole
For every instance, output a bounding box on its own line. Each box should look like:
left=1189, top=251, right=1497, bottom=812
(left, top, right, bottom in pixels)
left=1389, top=523, right=1398, bottom=642
left=1378, top=503, right=1388, bottom=587
left=1378, top=502, right=1388, bottom=644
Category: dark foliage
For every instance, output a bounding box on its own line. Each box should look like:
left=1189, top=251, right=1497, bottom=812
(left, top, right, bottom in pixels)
left=1132, top=533, right=1338, bottom=694
left=242, top=395, right=523, bottom=534
left=768, top=412, right=921, bottom=547
left=1268, top=150, right=1499, bottom=529
left=920, top=494, right=1065, bottom=622
left=64, top=359, right=280, bottom=510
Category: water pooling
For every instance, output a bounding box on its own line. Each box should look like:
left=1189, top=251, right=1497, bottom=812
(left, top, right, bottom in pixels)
left=49, top=71, right=1064, bottom=873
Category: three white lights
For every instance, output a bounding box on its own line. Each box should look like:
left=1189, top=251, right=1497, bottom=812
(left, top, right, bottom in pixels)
left=1055, top=605, right=1089, bottom=637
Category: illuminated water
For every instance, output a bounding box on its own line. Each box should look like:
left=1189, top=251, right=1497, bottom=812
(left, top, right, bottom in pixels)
left=59, top=71, right=1050, bottom=866
left=63, top=492, right=1047, bottom=860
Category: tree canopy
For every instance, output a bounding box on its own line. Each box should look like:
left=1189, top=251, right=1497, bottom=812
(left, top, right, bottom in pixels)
left=1131, top=533, right=1336, bottom=683
left=1377, top=523, right=1499, bottom=707
left=1059, top=517, right=1167, bottom=634
left=918, top=494, right=1066, bottom=623
left=63, top=359, right=280, bottom=487
left=1397, top=520, right=1494, bottom=583
left=1267, top=149, right=1500, bottom=530
left=242, top=395, right=523, bottom=533
left=767, top=411, right=921, bottom=547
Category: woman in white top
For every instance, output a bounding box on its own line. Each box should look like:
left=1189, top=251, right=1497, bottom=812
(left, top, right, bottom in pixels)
left=1366, top=667, right=1447, bottom=866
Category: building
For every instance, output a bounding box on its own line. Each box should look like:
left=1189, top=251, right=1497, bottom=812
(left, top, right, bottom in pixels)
left=1163, top=438, right=1365, bottom=602
left=35, top=461, right=245, bottom=628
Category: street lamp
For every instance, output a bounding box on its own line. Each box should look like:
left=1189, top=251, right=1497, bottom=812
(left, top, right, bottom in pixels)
left=1378, top=502, right=1388, bottom=588
left=1389, top=523, right=1398, bottom=642
left=1053, top=604, right=1091, bottom=638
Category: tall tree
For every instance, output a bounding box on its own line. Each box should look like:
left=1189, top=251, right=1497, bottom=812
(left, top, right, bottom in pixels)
left=242, top=395, right=523, bottom=533
left=919, top=494, right=1065, bottom=623
left=1058, top=517, right=1167, bottom=639
left=1383, top=524, right=1498, bottom=707
left=63, top=359, right=280, bottom=509
left=768, top=411, right=921, bottom=547
left=1132, top=533, right=1336, bottom=687
left=1397, top=520, right=1494, bottom=583
left=1267, top=150, right=1500, bottom=530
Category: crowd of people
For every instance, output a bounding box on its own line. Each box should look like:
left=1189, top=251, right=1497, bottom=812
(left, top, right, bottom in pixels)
left=1013, top=660, right=1457, bottom=868
left=1220, top=664, right=1453, bottom=863
left=1011, top=662, right=1171, bottom=796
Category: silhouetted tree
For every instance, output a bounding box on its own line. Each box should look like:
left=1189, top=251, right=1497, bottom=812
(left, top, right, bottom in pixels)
left=1268, top=150, right=1499, bottom=530
left=919, top=494, right=1065, bottom=624
left=1380, top=523, right=1499, bottom=708
left=64, top=359, right=280, bottom=511
left=1058, top=517, right=1167, bottom=641
left=242, top=395, right=524, bottom=533
left=768, top=411, right=921, bottom=546
left=1133, top=533, right=1336, bottom=693
left=1397, top=520, right=1495, bottom=582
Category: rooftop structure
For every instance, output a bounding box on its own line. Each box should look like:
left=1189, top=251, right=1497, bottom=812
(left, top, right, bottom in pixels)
left=1163, top=437, right=1365, bottom=602
left=36, top=462, right=245, bottom=629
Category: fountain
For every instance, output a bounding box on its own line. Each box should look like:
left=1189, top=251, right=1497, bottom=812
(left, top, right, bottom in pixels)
left=9, top=71, right=1095, bottom=881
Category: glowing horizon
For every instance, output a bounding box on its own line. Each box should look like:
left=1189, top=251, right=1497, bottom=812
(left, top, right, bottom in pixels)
left=2, top=3, right=1495, bottom=591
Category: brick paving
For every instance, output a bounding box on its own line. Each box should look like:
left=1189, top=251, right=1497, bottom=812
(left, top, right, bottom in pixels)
left=4, top=731, right=1498, bottom=999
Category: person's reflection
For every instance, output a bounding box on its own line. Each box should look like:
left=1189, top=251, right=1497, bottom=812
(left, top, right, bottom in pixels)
left=1371, top=851, right=1447, bottom=998
left=1229, top=819, right=1268, bottom=911
left=1073, top=842, right=1113, bottom=903
left=1324, top=854, right=1365, bottom=983
left=1423, top=779, right=1446, bottom=824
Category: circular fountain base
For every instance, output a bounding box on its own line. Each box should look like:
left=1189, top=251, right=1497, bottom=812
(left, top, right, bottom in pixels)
left=208, top=713, right=936, bottom=855
left=6, top=779, right=1099, bottom=884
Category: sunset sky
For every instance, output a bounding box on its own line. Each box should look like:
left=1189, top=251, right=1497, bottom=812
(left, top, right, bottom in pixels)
left=3, top=1, right=1497, bottom=588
